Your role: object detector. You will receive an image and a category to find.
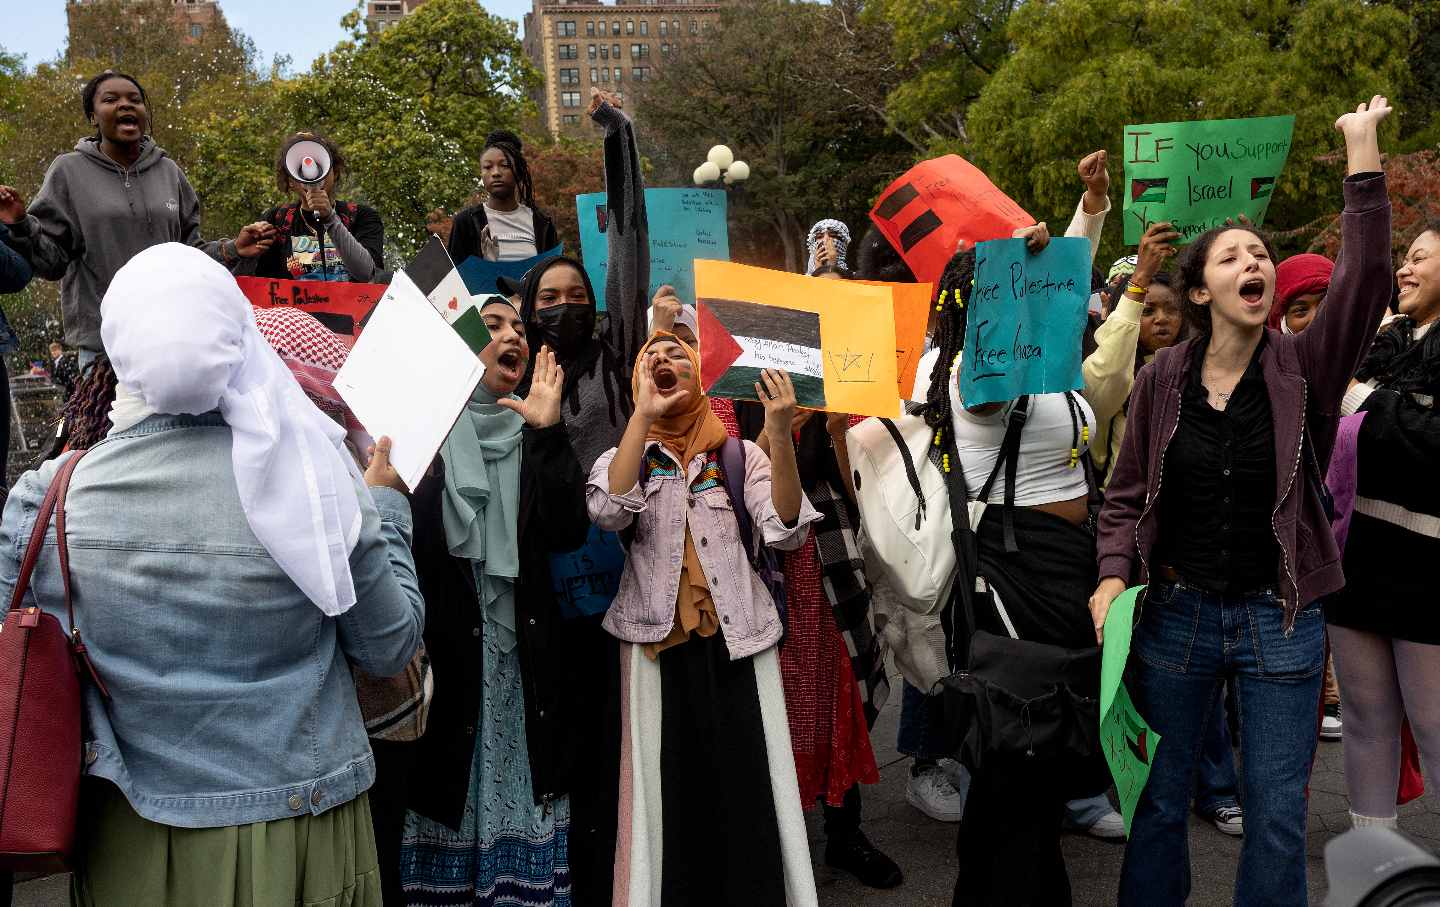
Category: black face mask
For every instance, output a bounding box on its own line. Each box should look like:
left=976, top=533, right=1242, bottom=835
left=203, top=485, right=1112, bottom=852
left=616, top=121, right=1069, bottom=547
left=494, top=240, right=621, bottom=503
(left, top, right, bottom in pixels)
left=533, top=303, right=595, bottom=360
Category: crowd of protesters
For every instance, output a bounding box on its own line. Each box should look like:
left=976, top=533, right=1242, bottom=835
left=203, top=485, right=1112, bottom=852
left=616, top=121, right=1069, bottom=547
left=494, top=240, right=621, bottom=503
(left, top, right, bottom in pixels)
left=0, top=68, right=1431, bottom=907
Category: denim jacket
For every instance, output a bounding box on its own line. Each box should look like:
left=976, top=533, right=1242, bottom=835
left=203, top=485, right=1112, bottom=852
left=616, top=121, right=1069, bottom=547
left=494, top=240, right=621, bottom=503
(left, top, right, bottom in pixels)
left=587, top=440, right=818, bottom=660
left=0, top=413, right=424, bottom=828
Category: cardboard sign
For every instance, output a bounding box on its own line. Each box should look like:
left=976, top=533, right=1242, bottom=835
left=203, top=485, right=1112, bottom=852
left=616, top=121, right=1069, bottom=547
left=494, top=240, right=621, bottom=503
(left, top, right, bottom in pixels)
left=550, top=525, right=627, bottom=620
left=237, top=276, right=385, bottom=345
left=855, top=279, right=933, bottom=399
left=577, top=188, right=729, bottom=310
left=695, top=260, right=899, bottom=418
left=1099, top=586, right=1161, bottom=834
left=456, top=245, right=563, bottom=298
left=960, top=237, right=1090, bottom=407
left=868, top=156, right=1034, bottom=285
left=1122, top=115, right=1295, bottom=244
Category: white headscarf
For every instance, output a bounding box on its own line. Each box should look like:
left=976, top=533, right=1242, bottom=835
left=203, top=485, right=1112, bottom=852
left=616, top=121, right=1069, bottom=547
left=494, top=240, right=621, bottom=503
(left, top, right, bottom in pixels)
left=806, top=218, right=851, bottom=276
left=100, top=243, right=364, bottom=616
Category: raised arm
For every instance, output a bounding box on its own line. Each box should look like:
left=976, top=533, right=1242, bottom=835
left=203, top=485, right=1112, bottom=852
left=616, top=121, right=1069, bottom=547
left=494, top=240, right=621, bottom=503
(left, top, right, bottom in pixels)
left=1065, top=150, right=1111, bottom=264
left=1292, top=96, right=1393, bottom=413
left=0, top=168, right=80, bottom=281
left=590, top=88, right=649, bottom=367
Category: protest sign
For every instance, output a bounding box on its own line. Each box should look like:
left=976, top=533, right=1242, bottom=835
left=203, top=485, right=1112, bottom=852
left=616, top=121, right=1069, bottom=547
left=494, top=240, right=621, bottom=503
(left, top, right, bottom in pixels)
left=577, top=188, right=729, bottom=310
left=551, top=524, right=627, bottom=620
left=237, top=276, right=384, bottom=344
left=959, top=237, right=1090, bottom=407
left=1122, top=115, right=1295, bottom=244
left=1100, top=585, right=1161, bottom=834
left=695, top=260, right=900, bottom=418
left=868, top=156, right=1034, bottom=285
left=333, top=271, right=486, bottom=491
left=456, top=245, right=563, bottom=298
left=856, top=279, right=933, bottom=399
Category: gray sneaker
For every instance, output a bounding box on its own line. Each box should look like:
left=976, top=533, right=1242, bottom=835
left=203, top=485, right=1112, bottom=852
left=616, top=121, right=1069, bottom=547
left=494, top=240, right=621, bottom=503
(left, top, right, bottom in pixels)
left=906, top=765, right=965, bottom=823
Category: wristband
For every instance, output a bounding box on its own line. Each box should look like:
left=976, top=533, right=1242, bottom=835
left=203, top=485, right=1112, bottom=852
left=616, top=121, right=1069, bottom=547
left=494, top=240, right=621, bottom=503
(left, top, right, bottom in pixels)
left=1125, top=281, right=1148, bottom=298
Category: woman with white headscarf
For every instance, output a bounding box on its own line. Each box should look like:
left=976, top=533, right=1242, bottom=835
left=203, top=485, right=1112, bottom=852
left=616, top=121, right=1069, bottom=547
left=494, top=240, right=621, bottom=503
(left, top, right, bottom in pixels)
left=0, top=243, right=424, bottom=906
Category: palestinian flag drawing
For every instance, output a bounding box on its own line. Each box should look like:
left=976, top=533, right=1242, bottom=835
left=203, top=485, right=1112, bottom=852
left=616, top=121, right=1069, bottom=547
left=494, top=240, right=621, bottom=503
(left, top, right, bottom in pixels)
left=1130, top=178, right=1168, bottom=204
left=698, top=297, right=826, bottom=408
left=1251, top=176, right=1275, bottom=200
left=406, top=236, right=491, bottom=355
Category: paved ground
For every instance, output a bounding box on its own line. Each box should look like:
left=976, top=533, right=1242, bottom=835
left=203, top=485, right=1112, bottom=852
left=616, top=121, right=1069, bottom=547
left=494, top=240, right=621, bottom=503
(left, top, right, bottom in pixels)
left=15, top=671, right=1439, bottom=906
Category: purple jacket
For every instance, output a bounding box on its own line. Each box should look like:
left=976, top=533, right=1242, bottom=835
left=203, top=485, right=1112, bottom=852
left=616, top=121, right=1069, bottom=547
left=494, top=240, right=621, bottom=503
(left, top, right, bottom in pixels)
left=1097, top=173, right=1392, bottom=630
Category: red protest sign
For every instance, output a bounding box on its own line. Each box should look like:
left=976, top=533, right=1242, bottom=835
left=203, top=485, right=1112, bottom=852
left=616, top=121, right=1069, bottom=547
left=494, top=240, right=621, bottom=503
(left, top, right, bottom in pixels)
left=869, top=155, right=1034, bottom=284
left=236, top=276, right=385, bottom=346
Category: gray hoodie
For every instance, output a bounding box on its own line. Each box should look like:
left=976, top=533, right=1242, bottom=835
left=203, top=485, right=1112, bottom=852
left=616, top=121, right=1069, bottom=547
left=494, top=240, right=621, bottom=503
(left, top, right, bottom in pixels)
left=6, top=137, right=222, bottom=351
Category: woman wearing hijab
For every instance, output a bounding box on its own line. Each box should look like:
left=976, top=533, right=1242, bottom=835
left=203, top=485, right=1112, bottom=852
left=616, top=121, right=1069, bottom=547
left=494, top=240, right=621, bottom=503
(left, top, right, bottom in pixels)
left=0, top=243, right=423, bottom=905
left=1268, top=253, right=1335, bottom=336
left=399, top=297, right=589, bottom=905
left=589, top=334, right=820, bottom=906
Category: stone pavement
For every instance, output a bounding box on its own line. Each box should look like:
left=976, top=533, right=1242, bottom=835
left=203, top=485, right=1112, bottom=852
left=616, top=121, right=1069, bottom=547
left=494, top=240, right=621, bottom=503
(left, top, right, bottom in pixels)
left=15, top=672, right=1439, bottom=906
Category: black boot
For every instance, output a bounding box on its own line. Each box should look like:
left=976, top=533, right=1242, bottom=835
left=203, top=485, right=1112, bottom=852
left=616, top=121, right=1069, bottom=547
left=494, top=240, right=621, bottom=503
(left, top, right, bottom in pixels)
left=823, top=787, right=903, bottom=889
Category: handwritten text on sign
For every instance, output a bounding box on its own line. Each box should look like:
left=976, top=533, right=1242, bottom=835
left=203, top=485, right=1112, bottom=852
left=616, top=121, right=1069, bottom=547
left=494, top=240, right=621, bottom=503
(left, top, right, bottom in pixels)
left=577, top=187, right=730, bottom=311
left=960, top=237, right=1090, bottom=407
left=1122, top=115, right=1295, bottom=244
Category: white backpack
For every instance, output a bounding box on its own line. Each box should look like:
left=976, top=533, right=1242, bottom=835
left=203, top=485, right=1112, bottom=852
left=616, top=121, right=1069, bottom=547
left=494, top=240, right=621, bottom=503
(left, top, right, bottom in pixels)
left=846, top=408, right=956, bottom=615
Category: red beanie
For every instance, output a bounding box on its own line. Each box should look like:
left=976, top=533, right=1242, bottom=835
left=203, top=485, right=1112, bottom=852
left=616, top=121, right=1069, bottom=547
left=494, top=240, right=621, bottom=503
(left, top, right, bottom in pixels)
left=1270, top=253, right=1334, bottom=330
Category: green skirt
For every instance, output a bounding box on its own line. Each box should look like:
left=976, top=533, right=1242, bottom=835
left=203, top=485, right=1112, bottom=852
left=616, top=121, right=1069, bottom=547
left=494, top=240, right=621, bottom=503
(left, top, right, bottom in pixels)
left=70, top=780, right=382, bottom=907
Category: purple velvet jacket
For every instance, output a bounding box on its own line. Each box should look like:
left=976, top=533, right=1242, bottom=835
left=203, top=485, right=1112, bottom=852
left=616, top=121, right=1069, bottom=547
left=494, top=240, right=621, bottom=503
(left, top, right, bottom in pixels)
left=1097, top=173, right=1392, bottom=630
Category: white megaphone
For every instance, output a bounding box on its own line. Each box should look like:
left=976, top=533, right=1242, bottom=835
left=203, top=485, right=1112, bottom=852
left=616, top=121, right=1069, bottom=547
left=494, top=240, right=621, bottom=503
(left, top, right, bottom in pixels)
left=284, top=139, right=332, bottom=186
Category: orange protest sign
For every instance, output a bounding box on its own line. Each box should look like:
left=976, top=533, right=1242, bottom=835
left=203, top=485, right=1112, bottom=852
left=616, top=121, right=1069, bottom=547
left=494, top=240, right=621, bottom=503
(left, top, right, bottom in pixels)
left=237, top=276, right=386, bottom=346
left=695, top=260, right=901, bottom=418
left=855, top=279, right=933, bottom=399
left=869, top=155, right=1034, bottom=284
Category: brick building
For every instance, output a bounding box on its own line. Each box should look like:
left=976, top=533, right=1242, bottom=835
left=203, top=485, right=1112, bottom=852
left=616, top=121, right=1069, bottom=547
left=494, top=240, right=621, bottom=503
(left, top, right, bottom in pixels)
left=68, top=0, right=224, bottom=44
left=365, top=0, right=430, bottom=32
left=523, top=0, right=727, bottom=138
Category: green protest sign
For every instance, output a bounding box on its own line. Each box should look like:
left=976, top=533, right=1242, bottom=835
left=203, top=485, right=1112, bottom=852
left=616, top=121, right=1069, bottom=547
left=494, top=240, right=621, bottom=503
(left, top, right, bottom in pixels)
left=1099, top=585, right=1161, bottom=834
left=1122, top=115, right=1295, bottom=244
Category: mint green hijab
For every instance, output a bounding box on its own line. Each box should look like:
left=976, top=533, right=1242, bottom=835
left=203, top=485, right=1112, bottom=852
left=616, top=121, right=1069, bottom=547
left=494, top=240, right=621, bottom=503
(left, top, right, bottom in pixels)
left=439, top=382, right=524, bottom=652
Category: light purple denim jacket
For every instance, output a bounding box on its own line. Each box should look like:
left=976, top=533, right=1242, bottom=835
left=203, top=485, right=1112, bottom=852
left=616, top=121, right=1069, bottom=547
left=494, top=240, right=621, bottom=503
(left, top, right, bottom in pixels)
left=587, top=440, right=820, bottom=660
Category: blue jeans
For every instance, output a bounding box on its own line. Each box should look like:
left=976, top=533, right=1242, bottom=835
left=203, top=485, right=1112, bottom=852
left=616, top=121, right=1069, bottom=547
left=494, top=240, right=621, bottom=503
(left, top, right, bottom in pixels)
left=1194, top=686, right=1240, bottom=814
left=1118, top=581, right=1323, bottom=907
left=898, top=681, right=938, bottom=760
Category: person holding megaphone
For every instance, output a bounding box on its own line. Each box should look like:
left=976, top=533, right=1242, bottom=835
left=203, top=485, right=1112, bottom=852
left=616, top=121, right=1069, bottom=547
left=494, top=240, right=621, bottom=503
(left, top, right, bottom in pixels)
left=236, top=132, right=385, bottom=283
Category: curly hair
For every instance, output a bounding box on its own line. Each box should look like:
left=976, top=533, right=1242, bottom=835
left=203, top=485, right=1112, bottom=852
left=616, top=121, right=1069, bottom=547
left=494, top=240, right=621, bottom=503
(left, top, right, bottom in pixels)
left=62, top=355, right=119, bottom=450
left=275, top=131, right=346, bottom=195
left=1175, top=225, right=1278, bottom=337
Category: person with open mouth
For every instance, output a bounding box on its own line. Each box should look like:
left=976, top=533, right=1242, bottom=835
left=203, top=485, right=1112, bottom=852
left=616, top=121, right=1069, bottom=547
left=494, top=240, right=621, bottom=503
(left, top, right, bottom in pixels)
left=0, top=70, right=274, bottom=372
left=1091, top=95, right=1397, bottom=906
left=399, top=295, right=593, bottom=907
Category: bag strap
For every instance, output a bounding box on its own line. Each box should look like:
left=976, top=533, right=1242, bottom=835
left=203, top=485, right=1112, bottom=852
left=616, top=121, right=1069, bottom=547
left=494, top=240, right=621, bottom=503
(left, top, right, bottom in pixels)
left=880, top=417, right=927, bottom=531
left=939, top=427, right=980, bottom=671
left=7, top=455, right=74, bottom=615
left=976, top=396, right=1030, bottom=554
left=718, top=437, right=756, bottom=561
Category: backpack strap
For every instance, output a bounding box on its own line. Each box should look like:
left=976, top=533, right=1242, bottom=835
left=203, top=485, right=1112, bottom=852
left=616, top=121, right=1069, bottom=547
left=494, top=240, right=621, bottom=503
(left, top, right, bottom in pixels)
left=718, top=437, right=756, bottom=560
left=975, top=396, right=1030, bottom=554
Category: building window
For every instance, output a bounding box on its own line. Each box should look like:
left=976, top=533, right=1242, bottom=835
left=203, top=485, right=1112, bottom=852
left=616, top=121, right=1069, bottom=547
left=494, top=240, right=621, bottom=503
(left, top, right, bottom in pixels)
left=612, top=43, right=620, bottom=58
left=560, top=91, right=581, bottom=108
left=559, top=67, right=580, bottom=84
left=640, top=44, right=650, bottom=58
left=659, top=19, right=667, bottom=35
left=633, top=66, right=650, bottom=81
left=586, top=20, right=595, bottom=36
left=672, top=19, right=680, bottom=33
left=588, top=44, right=597, bottom=59
left=557, top=20, right=576, bottom=37
left=561, top=114, right=580, bottom=125
left=558, top=44, right=578, bottom=60
left=590, top=67, right=599, bottom=82
left=639, top=20, right=648, bottom=36
left=600, top=45, right=609, bottom=59
left=600, top=68, right=609, bottom=83
left=660, top=42, right=669, bottom=54
left=625, top=19, right=634, bottom=34
left=630, top=43, right=640, bottom=58
left=614, top=67, right=623, bottom=82
left=611, top=21, right=620, bottom=35
left=189, top=23, right=203, bottom=38
left=690, top=19, right=698, bottom=34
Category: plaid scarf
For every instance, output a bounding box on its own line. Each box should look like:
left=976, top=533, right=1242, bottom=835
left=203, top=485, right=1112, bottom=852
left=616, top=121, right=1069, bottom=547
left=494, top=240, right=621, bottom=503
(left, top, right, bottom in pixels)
left=810, top=480, right=889, bottom=728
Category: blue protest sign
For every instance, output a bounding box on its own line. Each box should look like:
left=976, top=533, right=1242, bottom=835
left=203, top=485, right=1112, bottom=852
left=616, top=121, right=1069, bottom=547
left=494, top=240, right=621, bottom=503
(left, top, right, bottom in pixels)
left=960, top=236, right=1090, bottom=407
left=550, top=524, right=627, bottom=620
left=456, top=245, right=564, bottom=298
left=577, top=188, right=729, bottom=311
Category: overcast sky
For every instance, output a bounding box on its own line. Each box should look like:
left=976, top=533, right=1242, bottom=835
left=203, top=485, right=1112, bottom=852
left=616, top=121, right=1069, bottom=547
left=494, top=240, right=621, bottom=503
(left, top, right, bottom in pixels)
left=4, top=0, right=535, bottom=72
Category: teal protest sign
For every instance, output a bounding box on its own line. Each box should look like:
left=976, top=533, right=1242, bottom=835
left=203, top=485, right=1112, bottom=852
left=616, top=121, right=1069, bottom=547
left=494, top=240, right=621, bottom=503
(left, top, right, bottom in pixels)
left=577, top=188, right=729, bottom=311
left=1122, top=115, right=1295, bottom=244
left=1099, top=585, right=1161, bottom=834
left=959, top=236, right=1090, bottom=407
left=456, top=245, right=563, bottom=298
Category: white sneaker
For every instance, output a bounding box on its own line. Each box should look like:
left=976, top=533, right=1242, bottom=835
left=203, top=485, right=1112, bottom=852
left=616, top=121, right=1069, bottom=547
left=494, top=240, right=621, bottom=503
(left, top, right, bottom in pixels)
left=937, top=757, right=971, bottom=798
left=1321, top=705, right=1343, bottom=741
left=906, top=765, right=965, bottom=823
left=1082, top=808, right=1127, bottom=840
left=1207, top=805, right=1244, bottom=836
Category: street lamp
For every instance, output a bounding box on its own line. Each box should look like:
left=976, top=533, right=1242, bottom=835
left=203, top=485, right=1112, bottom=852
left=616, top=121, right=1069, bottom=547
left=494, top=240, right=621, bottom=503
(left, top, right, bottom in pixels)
left=693, top=144, right=749, bottom=188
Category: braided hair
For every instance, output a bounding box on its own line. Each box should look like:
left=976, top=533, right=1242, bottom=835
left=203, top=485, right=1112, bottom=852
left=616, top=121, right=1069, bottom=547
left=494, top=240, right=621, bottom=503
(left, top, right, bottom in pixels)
left=483, top=130, right=536, bottom=208
left=922, top=249, right=977, bottom=465
left=63, top=355, right=119, bottom=450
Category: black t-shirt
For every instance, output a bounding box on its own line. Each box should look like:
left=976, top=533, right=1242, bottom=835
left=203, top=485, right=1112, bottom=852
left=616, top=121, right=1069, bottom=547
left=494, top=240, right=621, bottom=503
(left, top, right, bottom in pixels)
left=1154, top=336, right=1279, bottom=592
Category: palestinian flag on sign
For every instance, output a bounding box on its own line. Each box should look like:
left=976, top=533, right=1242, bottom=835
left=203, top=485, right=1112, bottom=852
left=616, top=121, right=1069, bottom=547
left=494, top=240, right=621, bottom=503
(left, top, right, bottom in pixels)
left=1130, top=178, right=1168, bottom=204
left=698, top=297, right=826, bottom=408
left=405, top=236, right=491, bottom=355
left=1251, top=176, right=1275, bottom=200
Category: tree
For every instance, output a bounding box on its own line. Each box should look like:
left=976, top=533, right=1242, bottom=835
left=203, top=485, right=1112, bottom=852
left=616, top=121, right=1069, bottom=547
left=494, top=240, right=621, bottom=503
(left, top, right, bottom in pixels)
left=635, top=0, right=913, bottom=272
left=963, top=0, right=1411, bottom=265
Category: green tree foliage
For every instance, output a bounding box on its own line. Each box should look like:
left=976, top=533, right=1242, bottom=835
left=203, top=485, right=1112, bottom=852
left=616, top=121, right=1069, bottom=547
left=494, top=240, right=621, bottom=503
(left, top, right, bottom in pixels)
left=963, top=0, right=1411, bottom=264
left=635, top=0, right=913, bottom=272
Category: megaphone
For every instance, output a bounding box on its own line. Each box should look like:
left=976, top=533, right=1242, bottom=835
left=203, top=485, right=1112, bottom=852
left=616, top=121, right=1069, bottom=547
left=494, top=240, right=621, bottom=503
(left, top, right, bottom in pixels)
left=284, top=140, right=331, bottom=186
